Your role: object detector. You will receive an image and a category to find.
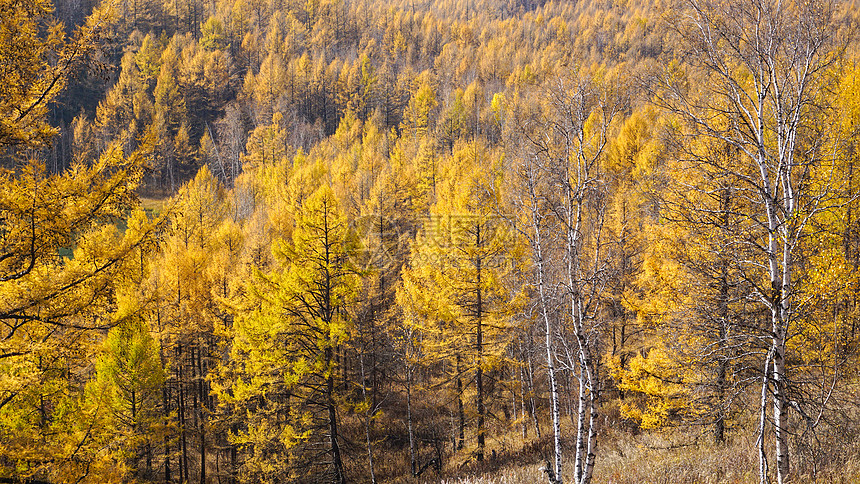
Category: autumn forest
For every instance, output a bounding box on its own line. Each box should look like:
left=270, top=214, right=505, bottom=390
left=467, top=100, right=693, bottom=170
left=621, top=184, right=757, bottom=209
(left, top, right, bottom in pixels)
left=2, top=0, right=860, bottom=482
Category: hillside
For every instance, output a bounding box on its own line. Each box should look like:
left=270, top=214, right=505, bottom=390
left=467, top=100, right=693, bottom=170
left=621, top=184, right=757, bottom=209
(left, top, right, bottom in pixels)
left=1, top=0, right=860, bottom=482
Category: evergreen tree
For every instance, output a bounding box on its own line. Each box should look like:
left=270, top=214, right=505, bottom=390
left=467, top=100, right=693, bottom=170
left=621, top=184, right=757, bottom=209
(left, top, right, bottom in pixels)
left=223, top=185, right=360, bottom=483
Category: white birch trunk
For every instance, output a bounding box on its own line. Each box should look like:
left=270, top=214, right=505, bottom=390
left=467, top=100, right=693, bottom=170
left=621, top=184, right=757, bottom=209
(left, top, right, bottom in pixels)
left=758, top=348, right=774, bottom=484
left=582, top=380, right=598, bottom=484
left=523, top=158, right=563, bottom=484
left=566, top=181, right=587, bottom=484
left=574, top=363, right=586, bottom=481
left=574, top=298, right=598, bottom=484
left=534, top=227, right=562, bottom=484
left=660, top=2, right=839, bottom=480
left=527, top=347, right=542, bottom=439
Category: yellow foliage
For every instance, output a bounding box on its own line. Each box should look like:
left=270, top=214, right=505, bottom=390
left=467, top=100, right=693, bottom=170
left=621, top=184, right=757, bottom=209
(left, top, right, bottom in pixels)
left=612, top=346, right=700, bottom=429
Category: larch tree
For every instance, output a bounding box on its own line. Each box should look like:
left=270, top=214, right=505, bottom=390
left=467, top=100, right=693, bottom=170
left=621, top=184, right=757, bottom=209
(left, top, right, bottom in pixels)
left=145, top=165, right=229, bottom=484
left=346, top=116, right=413, bottom=482
left=601, top=108, right=656, bottom=401
left=224, top=184, right=360, bottom=484
left=401, top=141, right=522, bottom=463
left=0, top=0, right=163, bottom=479
left=90, top=316, right=168, bottom=481
left=0, top=138, right=157, bottom=481
left=152, top=39, right=189, bottom=191
left=616, top=135, right=758, bottom=441
left=0, top=0, right=111, bottom=149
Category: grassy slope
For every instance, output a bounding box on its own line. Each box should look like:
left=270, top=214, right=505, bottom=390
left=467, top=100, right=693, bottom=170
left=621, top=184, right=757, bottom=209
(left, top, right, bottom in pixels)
left=398, top=396, right=860, bottom=484
left=428, top=431, right=860, bottom=483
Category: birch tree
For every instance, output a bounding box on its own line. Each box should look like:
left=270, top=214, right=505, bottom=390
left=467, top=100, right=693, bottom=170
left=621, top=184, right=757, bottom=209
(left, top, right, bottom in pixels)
left=502, top=66, right=619, bottom=484
left=655, top=0, right=846, bottom=481
left=504, top=89, right=564, bottom=484
left=507, top=146, right=565, bottom=484
left=550, top=71, right=619, bottom=484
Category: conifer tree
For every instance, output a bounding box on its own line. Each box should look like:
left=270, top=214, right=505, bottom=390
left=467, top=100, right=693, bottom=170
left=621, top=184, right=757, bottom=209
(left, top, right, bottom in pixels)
left=145, top=166, right=229, bottom=483
left=0, top=140, right=157, bottom=482
left=0, top=0, right=111, bottom=149
left=91, top=316, right=168, bottom=480
left=223, top=184, right=360, bottom=483
left=401, top=142, right=521, bottom=462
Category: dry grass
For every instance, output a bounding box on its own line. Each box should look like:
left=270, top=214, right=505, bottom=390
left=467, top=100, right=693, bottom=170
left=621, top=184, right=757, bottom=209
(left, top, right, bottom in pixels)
left=139, top=196, right=166, bottom=215
left=414, top=420, right=860, bottom=484
left=594, top=430, right=757, bottom=484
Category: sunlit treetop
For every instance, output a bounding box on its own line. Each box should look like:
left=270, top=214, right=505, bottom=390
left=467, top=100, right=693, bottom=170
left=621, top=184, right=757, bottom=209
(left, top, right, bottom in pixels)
left=0, top=0, right=110, bottom=149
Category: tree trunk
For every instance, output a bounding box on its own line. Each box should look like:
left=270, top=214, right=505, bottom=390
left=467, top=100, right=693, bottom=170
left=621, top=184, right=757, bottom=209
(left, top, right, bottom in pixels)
left=765, top=171, right=791, bottom=484
left=326, top=347, right=346, bottom=484
left=526, top=340, right=541, bottom=440
left=178, top=344, right=189, bottom=483
left=565, top=182, right=599, bottom=484
left=758, top=349, right=773, bottom=484
left=544, top=306, right=562, bottom=484
left=574, top=363, right=585, bottom=481
left=197, top=345, right=207, bottom=484
left=163, top=371, right=171, bottom=483
left=407, top=365, right=416, bottom=476
left=582, top=379, right=598, bottom=484
left=475, top=226, right=485, bottom=462
left=456, top=355, right=465, bottom=451
left=359, top=326, right=377, bottom=483
left=519, top=355, right=528, bottom=439
left=716, top=191, right=730, bottom=444
left=200, top=427, right=206, bottom=484
left=773, top=324, right=789, bottom=484
left=535, top=216, right=562, bottom=484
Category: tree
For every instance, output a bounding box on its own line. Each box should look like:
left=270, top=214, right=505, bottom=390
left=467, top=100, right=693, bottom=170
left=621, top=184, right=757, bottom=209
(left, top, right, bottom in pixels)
left=0, top=0, right=161, bottom=477
left=401, top=71, right=438, bottom=142
left=95, top=49, right=147, bottom=150
left=656, top=0, right=847, bottom=481
left=0, top=138, right=157, bottom=482
left=152, top=39, right=189, bottom=191
left=223, top=184, right=360, bottom=483
left=616, top=130, right=771, bottom=445
left=0, top=0, right=111, bottom=149
left=91, top=316, right=168, bottom=480
left=503, top=67, right=620, bottom=484
left=400, top=141, right=522, bottom=463
left=145, top=166, right=230, bottom=483
left=507, top=135, right=566, bottom=484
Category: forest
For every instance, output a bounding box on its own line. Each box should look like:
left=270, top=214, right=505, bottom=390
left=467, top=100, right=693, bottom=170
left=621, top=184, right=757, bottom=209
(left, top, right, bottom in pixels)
left=1, top=0, right=860, bottom=482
